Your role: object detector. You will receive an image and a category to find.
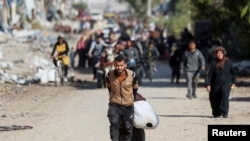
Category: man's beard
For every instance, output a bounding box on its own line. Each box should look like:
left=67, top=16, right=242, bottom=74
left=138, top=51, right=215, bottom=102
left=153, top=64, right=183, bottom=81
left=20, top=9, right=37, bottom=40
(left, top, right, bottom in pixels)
left=116, top=69, right=125, bottom=75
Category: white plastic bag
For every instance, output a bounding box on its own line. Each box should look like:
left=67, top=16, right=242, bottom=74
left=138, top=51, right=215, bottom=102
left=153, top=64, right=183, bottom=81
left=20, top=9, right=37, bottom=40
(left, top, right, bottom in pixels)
left=133, top=100, right=159, bottom=129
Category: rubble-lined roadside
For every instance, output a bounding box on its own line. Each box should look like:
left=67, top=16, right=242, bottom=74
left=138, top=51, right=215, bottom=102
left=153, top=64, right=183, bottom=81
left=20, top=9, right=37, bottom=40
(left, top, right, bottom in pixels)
left=0, top=31, right=81, bottom=99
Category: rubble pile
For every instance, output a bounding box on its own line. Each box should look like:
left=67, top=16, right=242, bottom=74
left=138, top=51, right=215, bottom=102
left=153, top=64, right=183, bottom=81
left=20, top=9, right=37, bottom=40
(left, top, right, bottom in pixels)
left=0, top=32, right=79, bottom=85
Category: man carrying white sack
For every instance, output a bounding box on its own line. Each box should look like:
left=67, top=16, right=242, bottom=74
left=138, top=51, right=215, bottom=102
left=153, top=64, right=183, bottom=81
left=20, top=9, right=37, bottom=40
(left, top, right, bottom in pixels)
left=105, top=55, right=139, bottom=141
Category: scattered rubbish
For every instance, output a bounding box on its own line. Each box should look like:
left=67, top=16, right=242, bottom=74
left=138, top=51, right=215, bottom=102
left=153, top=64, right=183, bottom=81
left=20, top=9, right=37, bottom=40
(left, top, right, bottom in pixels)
left=0, top=125, right=33, bottom=131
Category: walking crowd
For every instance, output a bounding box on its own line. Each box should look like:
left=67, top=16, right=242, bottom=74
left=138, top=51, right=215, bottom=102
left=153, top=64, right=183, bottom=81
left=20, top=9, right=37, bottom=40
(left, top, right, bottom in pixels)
left=0, top=1, right=242, bottom=141
left=50, top=15, right=236, bottom=141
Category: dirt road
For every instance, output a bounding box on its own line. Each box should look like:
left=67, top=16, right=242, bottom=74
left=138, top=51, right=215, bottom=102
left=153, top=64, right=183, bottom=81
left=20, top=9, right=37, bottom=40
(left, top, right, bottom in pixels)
left=0, top=60, right=249, bottom=141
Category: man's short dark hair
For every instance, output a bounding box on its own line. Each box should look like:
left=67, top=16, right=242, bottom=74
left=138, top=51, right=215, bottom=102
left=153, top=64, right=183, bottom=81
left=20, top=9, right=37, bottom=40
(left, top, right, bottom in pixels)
left=114, top=55, right=126, bottom=62
left=188, top=40, right=196, bottom=44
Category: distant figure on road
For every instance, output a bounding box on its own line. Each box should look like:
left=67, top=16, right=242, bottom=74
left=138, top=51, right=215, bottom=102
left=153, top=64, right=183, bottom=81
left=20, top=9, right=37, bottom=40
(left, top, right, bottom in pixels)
left=205, top=47, right=236, bottom=118
left=143, top=41, right=160, bottom=73
left=169, top=46, right=182, bottom=84
left=76, top=35, right=87, bottom=68
left=180, top=40, right=205, bottom=99
left=69, top=47, right=76, bottom=69
left=88, top=35, right=105, bottom=80
left=51, top=35, right=70, bottom=82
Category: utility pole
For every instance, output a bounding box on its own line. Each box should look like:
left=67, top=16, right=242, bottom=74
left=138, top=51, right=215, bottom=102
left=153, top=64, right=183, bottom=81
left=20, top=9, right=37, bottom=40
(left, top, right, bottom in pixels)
left=147, top=0, right=151, bottom=17
left=87, top=0, right=91, bottom=10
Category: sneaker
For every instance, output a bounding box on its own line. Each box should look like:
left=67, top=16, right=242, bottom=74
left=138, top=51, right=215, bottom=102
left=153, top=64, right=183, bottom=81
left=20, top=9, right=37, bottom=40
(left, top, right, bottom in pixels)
left=63, top=77, right=68, bottom=82
left=186, top=94, right=192, bottom=99
left=193, top=95, right=197, bottom=98
left=223, top=114, right=228, bottom=118
left=213, top=115, right=221, bottom=118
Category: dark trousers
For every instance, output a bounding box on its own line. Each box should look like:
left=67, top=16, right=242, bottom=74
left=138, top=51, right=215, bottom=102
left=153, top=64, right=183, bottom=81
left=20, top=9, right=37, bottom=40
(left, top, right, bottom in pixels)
left=209, top=87, right=230, bottom=116
left=171, top=66, right=180, bottom=83
left=107, top=103, right=134, bottom=141
left=91, top=56, right=100, bottom=78
left=131, top=127, right=145, bottom=141
left=76, top=49, right=87, bottom=68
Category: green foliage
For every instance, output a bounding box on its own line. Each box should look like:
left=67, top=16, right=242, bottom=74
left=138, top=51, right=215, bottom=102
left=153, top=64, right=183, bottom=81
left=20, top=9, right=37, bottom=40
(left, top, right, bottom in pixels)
left=241, top=5, right=249, bottom=18
left=241, top=2, right=250, bottom=23
left=124, top=0, right=250, bottom=59
left=72, top=2, right=87, bottom=10
left=190, top=0, right=250, bottom=60
left=124, top=0, right=147, bottom=17
left=125, top=0, right=165, bottom=17
left=163, top=0, right=193, bottom=37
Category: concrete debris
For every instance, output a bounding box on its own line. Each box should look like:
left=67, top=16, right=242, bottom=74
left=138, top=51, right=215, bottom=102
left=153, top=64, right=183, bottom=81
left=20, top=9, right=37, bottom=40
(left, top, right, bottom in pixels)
left=0, top=55, right=57, bottom=85
left=0, top=61, right=13, bottom=70
left=0, top=70, right=29, bottom=85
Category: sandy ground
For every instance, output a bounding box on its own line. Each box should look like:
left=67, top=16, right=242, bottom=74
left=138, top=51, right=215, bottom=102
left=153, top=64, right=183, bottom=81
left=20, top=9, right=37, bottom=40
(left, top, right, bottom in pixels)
left=0, top=59, right=250, bottom=141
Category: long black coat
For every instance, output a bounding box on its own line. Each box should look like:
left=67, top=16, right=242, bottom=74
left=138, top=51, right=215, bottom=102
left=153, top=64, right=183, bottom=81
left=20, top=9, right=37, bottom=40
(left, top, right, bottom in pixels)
left=205, top=58, right=236, bottom=92
left=205, top=58, right=236, bottom=116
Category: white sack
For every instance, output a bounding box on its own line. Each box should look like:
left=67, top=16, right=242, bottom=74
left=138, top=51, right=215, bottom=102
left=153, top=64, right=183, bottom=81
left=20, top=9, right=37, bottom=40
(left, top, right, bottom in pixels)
left=133, top=100, right=159, bottom=129
left=34, top=68, right=56, bottom=83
